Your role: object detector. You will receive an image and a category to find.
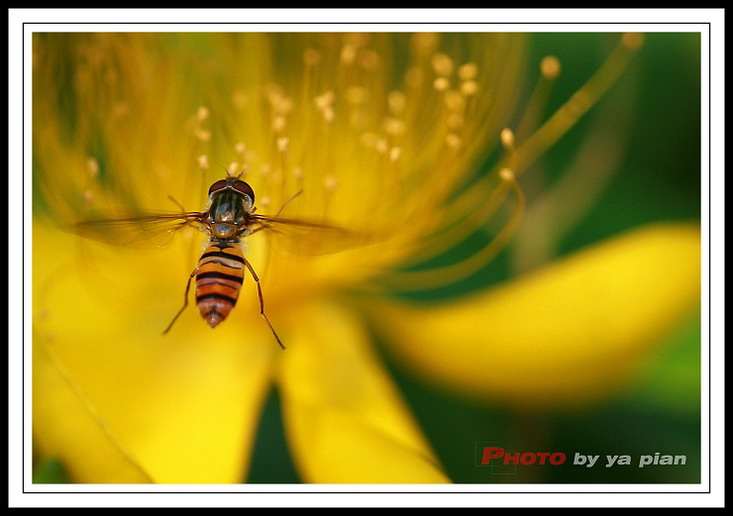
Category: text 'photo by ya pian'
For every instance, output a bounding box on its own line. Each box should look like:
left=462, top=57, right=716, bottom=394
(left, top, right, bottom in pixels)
left=32, top=32, right=701, bottom=484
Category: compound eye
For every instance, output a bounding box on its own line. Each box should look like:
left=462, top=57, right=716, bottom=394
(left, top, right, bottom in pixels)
left=231, top=180, right=255, bottom=202
left=207, top=179, right=228, bottom=196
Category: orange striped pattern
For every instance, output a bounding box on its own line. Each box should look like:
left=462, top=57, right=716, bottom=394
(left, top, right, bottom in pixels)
left=195, top=242, right=245, bottom=328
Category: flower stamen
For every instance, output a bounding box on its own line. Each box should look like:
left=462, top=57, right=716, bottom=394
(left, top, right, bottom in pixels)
left=377, top=167, right=526, bottom=291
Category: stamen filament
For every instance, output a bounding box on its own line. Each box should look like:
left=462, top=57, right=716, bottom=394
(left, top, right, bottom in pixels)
left=378, top=169, right=525, bottom=291
left=508, top=34, right=643, bottom=175
left=442, top=33, right=641, bottom=233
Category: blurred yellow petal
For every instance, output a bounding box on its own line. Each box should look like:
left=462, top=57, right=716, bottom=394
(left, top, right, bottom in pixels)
left=277, top=302, right=449, bottom=483
left=375, top=223, right=701, bottom=407
left=33, top=222, right=277, bottom=483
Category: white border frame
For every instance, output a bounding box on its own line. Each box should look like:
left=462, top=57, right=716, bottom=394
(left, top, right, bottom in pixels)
left=9, top=8, right=725, bottom=508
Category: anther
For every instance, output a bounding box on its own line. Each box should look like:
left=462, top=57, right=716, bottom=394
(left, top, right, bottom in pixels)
left=321, top=106, right=335, bottom=123
left=389, top=147, right=402, bottom=162
left=198, top=154, right=210, bottom=170
left=460, top=80, right=479, bottom=96
left=540, top=56, right=561, bottom=79
left=323, top=175, right=338, bottom=192
left=431, top=52, right=454, bottom=77
left=445, top=133, right=462, bottom=149
left=499, top=168, right=515, bottom=182
left=197, top=106, right=210, bottom=121
left=346, top=86, right=367, bottom=105
left=433, top=77, right=450, bottom=92
left=358, top=49, right=379, bottom=71
left=387, top=91, right=406, bottom=115
left=276, top=137, right=289, bottom=153
left=272, top=115, right=287, bottom=133
left=411, top=33, right=439, bottom=54
left=231, top=89, right=247, bottom=110
left=314, top=90, right=336, bottom=109
left=196, top=129, right=211, bottom=142
left=340, top=44, right=357, bottom=65
left=303, top=48, right=321, bottom=67
left=405, top=68, right=424, bottom=89
left=443, top=90, right=465, bottom=111
left=458, top=62, right=478, bottom=81
left=374, top=137, right=389, bottom=154
left=500, top=128, right=515, bottom=150
left=86, top=157, right=99, bottom=177
left=621, top=32, right=644, bottom=50
left=383, top=117, right=405, bottom=136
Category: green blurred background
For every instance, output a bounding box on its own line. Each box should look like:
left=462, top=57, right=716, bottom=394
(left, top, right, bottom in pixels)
left=33, top=32, right=702, bottom=484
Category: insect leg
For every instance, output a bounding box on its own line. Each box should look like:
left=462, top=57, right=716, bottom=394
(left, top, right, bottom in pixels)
left=162, top=265, right=198, bottom=335
left=243, top=258, right=285, bottom=350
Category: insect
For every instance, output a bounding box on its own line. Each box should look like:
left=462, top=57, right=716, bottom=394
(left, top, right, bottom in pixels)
left=74, top=172, right=353, bottom=349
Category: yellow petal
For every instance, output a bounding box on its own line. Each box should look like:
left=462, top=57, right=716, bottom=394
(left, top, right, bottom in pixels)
left=33, top=221, right=277, bottom=483
left=277, top=301, right=449, bottom=483
left=374, top=223, right=701, bottom=407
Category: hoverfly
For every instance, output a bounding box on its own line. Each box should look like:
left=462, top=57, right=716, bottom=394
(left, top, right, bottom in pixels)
left=74, top=172, right=353, bottom=349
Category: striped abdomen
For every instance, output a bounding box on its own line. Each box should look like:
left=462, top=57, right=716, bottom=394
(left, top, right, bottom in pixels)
left=195, top=241, right=245, bottom=328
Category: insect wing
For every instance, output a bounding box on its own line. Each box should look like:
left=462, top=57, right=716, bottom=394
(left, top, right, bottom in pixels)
left=72, top=212, right=206, bottom=248
left=250, top=214, right=371, bottom=255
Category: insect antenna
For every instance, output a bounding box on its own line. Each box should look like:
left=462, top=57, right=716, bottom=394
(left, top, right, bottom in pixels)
left=274, top=190, right=303, bottom=218
left=167, top=195, right=186, bottom=212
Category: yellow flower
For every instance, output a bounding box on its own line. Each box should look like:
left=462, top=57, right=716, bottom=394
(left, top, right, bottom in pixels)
left=32, top=32, right=700, bottom=483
